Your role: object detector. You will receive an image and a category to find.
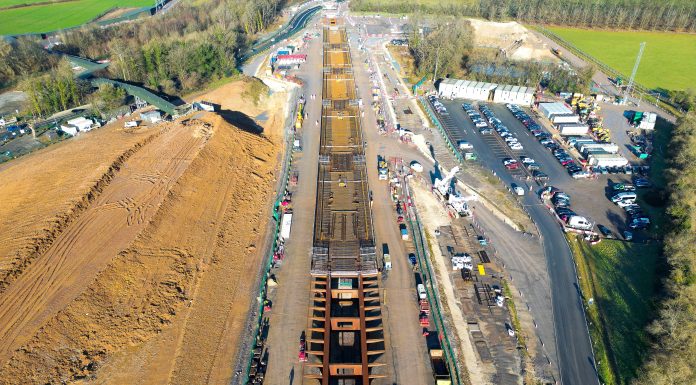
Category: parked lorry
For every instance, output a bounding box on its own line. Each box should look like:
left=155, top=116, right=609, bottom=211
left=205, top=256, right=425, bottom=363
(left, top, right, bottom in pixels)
left=429, top=349, right=452, bottom=385
left=417, top=284, right=427, bottom=300
left=378, top=155, right=388, bottom=180
left=280, top=211, right=293, bottom=240
left=382, top=243, right=392, bottom=270
left=399, top=223, right=409, bottom=240
left=588, top=153, right=629, bottom=167
left=551, top=113, right=580, bottom=124
left=557, top=123, right=589, bottom=136
left=579, top=142, right=619, bottom=154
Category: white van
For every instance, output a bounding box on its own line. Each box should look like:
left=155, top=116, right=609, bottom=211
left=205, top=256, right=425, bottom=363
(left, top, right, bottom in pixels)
left=417, top=284, right=427, bottom=300
left=567, top=215, right=593, bottom=230
left=611, top=192, right=637, bottom=203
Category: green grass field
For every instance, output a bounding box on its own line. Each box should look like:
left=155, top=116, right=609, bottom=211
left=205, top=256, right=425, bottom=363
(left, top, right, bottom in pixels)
left=548, top=27, right=696, bottom=91
left=570, top=237, right=662, bottom=385
left=0, top=0, right=153, bottom=35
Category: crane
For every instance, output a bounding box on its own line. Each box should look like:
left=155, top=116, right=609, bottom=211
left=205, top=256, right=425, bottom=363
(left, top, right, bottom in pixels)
left=623, top=42, right=646, bottom=100
left=434, top=166, right=459, bottom=196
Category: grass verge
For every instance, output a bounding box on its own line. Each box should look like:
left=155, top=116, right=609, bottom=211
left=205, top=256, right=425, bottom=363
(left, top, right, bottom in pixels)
left=386, top=45, right=420, bottom=84
left=568, top=236, right=661, bottom=385
left=502, top=280, right=526, bottom=355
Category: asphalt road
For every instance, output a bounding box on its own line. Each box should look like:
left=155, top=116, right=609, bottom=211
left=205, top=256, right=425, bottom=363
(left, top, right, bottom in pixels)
left=441, top=99, right=599, bottom=385
left=240, top=4, right=322, bottom=63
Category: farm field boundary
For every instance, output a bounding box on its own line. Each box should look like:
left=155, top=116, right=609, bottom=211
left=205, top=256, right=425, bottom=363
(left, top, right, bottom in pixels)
left=0, top=0, right=154, bottom=35
left=532, top=25, right=685, bottom=117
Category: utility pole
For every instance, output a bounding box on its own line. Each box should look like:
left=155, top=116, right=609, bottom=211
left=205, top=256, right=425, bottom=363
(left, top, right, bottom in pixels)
left=624, top=42, right=646, bottom=100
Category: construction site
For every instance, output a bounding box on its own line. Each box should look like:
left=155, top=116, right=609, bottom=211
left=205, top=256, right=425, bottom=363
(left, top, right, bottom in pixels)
left=0, top=78, right=291, bottom=384
left=303, top=17, right=386, bottom=384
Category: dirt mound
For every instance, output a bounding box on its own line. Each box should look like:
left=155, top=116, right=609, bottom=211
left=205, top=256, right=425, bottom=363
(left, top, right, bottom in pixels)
left=0, top=79, right=288, bottom=384
left=0, top=124, right=158, bottom=291
left=468, top=19, right=558, bottom=62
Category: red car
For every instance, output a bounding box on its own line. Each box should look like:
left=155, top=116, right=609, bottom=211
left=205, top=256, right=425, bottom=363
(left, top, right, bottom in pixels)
left=505, top=161, right=519, bottom=170
left=503, top=158, right=519, bottom=170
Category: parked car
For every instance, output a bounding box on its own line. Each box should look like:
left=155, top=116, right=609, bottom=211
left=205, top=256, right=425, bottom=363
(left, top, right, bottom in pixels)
left=633, top=178, right=652, bottom=188
left=597, top=224, right=614, bottom=239
left=512, top=184, right=525, bottom=196
left=532, top=170, right=549, bottom=181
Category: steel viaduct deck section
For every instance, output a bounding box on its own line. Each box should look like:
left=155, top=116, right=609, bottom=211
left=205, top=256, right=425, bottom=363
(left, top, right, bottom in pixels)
left=304, top=17, right=386, bottom=385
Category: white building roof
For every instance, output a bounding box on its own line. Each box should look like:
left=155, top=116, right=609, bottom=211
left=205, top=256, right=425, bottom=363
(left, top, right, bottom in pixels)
left=66, top=117, right=92, bottom=127
left=539, top=102, right=572, bottom=115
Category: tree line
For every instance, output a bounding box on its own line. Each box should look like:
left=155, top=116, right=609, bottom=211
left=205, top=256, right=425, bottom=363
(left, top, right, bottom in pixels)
left=407, top=19, right=594, bottom=94
left=0, top=0, right=285, bottom=116
left=22, top=60, right=89, bottom=118
left=352, top=0, right=696, bottom=32
left=632, top=112, right=696, bottom=385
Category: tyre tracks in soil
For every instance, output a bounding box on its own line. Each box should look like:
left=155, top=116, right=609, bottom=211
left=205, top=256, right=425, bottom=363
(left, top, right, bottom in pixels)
left=0, top=124, right=210, bottom=366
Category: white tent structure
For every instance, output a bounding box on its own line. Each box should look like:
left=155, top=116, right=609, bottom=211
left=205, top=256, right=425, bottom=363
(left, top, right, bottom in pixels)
left=493, top=84, right=535, bottom=106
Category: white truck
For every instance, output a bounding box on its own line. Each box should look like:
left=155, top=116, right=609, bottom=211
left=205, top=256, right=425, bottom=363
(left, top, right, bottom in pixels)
left=417, top=284, right=427, bottom=300
left=557, top=123, right=589, bottom=136
left=551, top=113, right=580, bottom=124
left=588, top=153, right=629, bottom=167
left=580, top=142, right=619, bottom=155
left=280, top=212, right=293, bottom=240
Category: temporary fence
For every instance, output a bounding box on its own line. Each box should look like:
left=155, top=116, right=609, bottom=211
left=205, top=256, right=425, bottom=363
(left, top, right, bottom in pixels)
left=404, top=179, right=463, bottom=385
left=417, top=96, right=464, bottom=163
left=238, top=91, right=301, bottom=384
